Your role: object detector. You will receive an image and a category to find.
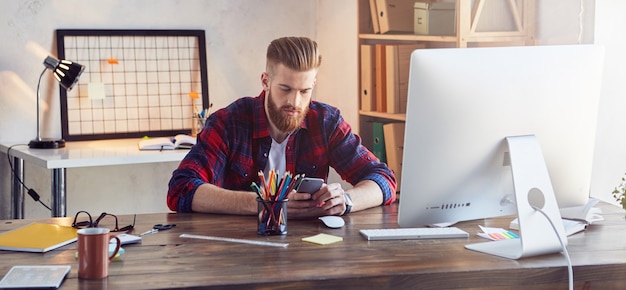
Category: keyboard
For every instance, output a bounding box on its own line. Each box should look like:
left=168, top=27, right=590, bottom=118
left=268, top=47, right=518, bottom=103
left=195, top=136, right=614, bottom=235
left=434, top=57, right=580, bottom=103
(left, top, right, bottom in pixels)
left=359, top=227, right=469, bottom=241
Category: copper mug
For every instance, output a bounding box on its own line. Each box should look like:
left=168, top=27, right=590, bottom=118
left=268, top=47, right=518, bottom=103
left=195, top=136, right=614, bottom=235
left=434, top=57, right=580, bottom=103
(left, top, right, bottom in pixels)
left=77, top=228, right=121, bottom=279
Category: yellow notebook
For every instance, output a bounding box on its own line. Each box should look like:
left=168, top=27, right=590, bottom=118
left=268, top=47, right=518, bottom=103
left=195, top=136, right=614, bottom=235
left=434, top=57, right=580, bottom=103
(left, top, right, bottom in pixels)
left=0, top=223, right=78, bottom=253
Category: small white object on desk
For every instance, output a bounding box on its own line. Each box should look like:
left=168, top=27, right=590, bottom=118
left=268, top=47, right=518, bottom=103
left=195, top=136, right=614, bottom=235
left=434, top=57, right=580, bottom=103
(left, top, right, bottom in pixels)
left=0, top=265, right=71, bottom=289
left=113, top=233, right=142, bottom=244
left=318, top=216, right=345, bottom=228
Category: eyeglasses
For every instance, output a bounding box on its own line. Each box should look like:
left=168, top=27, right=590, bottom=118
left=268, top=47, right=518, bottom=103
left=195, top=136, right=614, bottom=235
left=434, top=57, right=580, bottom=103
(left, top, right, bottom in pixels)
left=72, top=211, right=135, bottom=232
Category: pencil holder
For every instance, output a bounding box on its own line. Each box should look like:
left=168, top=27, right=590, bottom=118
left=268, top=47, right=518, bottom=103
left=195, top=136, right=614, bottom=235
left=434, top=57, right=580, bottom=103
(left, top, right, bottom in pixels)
left=191, top=115, right=206, bottom=137
left=257, top=198, right=288, bottom=235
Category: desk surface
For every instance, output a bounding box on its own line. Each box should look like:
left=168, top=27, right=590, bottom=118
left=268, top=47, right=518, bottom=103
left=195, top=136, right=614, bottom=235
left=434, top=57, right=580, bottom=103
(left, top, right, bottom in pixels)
left=0, top=139, right=188, bottom=169
left=1, top=202, right=625, bottom=289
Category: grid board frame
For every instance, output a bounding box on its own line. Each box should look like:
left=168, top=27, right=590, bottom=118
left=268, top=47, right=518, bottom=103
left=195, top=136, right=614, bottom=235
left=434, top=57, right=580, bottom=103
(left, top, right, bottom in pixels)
left=57, top=29, right=210, bottom=141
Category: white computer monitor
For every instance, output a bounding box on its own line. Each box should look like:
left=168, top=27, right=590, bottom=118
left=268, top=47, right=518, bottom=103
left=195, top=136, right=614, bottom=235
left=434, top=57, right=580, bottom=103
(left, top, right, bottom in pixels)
left=397, top=45, right=605, bottom=229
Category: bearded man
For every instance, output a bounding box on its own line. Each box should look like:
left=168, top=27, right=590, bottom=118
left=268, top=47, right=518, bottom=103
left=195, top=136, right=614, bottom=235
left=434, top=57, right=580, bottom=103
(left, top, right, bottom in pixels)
left=167, top=37, right=396, bottom=218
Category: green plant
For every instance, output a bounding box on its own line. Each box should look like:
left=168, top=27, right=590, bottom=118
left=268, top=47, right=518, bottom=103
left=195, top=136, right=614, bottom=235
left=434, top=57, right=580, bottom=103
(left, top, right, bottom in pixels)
left=612, top=173, right=626, bottom=210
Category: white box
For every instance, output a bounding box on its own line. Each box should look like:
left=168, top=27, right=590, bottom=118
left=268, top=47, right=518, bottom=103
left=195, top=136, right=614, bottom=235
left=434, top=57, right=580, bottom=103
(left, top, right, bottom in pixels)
left=414, top=2, right=456, bottom=36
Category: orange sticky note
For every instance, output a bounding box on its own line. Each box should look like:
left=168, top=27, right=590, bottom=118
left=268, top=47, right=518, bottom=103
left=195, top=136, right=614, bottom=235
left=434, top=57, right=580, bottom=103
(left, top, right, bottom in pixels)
left=189, top=92, right=199, bottom=99
left=107, top=58, right=119, bottom=64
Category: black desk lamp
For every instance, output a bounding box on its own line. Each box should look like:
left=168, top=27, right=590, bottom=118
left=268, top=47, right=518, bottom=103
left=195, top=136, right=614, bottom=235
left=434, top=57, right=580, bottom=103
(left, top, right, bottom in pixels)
left=29, top=56, right=84, bottom=149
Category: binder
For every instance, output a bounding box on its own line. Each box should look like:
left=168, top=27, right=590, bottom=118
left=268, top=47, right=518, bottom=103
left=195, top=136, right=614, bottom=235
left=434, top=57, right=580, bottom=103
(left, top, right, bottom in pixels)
left=383, top=122, right=405, bottom=191
left=360, top=44, right=376, bottom=111
left=374, top=44, right=387, bottom=112
left=372, top=122, right=386, bottom=163
left=368, top=0, right=380, bottom=33
left=385, top=44, right=424, bottom=113
left=375, top=0, right=418, bottom=34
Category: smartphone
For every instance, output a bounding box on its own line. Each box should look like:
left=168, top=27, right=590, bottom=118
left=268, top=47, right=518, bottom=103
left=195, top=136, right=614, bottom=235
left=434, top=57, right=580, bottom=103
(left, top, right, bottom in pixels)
left=296, top=177, right=324, bottom=193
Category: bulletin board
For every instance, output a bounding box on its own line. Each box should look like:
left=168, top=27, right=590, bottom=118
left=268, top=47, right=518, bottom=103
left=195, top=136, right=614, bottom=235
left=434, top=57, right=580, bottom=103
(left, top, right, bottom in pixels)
left=56, top=29, right=210, bottom=141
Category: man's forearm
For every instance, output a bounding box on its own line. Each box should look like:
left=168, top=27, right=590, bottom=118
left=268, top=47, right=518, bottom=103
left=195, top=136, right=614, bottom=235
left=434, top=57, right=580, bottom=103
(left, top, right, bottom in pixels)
left=346, top=180, right=384, bottom=212
left=191, top=183, right=258, bottom=215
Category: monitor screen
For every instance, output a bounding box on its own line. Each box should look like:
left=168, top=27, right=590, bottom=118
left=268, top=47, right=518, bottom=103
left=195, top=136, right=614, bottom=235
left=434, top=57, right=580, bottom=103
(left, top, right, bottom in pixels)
left=397, top=45, right=605, bottom=227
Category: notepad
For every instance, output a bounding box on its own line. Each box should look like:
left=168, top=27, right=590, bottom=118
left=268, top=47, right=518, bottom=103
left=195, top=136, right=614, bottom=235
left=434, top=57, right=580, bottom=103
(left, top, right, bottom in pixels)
left=0, top=223, right=77, bottom=253
left=0, top=265, right=71, bottom=289
left=113, top=233, right=141, bottom=245
left=302, top=233, right=343, bottom=245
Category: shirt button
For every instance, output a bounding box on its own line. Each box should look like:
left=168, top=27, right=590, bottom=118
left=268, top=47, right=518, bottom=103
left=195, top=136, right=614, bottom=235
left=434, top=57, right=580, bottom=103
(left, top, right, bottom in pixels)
left=264, top=153, right=268, bottom=157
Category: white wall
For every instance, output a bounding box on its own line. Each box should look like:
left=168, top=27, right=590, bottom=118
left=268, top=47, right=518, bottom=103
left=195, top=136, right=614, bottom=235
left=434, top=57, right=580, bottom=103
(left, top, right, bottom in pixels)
left=2, top=0, right=618, bottom=219
left=316, top=0, right=359, bottom=127
left=536, top=0, right=595, bottom=45
left=591, top=0, right=626, bottom=205
left=0, top=0, right=322, bottom=142
left=0, top=0, right=327, bottom=219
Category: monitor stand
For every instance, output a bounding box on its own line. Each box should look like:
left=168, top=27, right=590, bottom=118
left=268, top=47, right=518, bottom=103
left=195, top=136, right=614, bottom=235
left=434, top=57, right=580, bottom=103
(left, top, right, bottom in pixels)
left=465, top=135, right=567, bottom=259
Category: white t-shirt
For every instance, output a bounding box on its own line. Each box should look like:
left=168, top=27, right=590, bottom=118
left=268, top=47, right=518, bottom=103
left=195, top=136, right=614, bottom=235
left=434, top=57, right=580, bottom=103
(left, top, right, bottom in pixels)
left=264, top=137, right=288, bottom=183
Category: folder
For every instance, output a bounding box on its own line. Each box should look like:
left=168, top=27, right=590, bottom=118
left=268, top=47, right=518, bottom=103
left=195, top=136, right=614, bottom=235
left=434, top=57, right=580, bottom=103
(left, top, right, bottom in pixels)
left=368, top=0, right=380, bottom=34
left=374, top=44, right=387, bottom=112
left=360, top=44, right=376, bottom=111
left=0, top=223, right=78, bottom=253
left=383, top=122, right=405, bottom=191
left=385, top=44, right=424, bottom=114
left=372, top=122, right=386, bottom=163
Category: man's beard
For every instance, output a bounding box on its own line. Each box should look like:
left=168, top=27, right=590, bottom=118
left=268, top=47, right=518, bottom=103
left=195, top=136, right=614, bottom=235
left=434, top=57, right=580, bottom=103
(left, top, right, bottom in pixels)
left=267, top=90, right=308, bottom=133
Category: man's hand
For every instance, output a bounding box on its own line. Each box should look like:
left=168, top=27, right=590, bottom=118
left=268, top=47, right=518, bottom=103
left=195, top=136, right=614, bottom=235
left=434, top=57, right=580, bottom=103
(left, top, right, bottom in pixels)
left=287, top=182, right=348, bottom=218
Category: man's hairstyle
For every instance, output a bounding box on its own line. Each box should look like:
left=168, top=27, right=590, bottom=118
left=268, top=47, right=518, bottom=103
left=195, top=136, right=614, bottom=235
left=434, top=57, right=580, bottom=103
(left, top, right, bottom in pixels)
left=266, top=37, right=322, bottom=75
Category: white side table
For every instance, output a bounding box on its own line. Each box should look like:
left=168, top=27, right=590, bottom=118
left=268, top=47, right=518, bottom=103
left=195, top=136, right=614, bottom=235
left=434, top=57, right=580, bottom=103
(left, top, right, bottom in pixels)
left=1, top=139, right=188, bottom=218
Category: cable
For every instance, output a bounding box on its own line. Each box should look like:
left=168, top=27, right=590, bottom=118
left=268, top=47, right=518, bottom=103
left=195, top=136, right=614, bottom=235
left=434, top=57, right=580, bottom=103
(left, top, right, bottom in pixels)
left=578, top=0, right=584, bottom=44
left=6, top=144, right=52, bottom=211
left=532, top=205, right=573, bottom=290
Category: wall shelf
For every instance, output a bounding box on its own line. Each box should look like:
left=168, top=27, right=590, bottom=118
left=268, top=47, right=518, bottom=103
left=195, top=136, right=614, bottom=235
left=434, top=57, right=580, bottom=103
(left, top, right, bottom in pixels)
left=357, top=0, right=536, bottom=150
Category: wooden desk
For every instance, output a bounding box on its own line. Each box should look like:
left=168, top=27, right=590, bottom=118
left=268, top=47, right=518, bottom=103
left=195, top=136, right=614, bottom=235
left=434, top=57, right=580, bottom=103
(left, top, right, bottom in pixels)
left=0, top=139, right=188, bottom=218
left=1, top=202, right=625, bottom=289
